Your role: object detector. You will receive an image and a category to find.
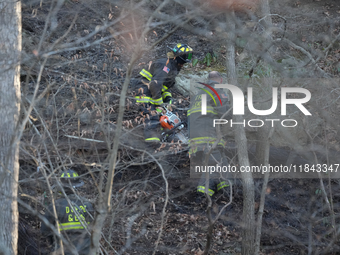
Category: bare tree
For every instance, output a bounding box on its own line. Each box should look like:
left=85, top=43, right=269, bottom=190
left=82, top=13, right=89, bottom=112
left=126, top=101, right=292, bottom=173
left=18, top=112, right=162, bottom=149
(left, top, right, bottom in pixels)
left=253, top=1, right=274, bottom=254
left=0, top=0, right=21, bottom=254
left=16, top=0, right=340, bottom=254
left=225, top=12, right=255, bottom=255
left=19, top=0, right=194, bottom=254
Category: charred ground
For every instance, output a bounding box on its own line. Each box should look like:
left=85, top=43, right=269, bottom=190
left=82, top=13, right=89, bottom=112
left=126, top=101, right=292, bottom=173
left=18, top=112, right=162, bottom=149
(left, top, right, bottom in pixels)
left=18, top=0, right=340, bottom=254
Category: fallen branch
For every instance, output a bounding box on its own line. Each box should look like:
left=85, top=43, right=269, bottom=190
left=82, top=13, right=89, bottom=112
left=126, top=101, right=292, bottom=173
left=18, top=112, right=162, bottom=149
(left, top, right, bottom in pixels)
left=64, top=134, right=105, bottom=143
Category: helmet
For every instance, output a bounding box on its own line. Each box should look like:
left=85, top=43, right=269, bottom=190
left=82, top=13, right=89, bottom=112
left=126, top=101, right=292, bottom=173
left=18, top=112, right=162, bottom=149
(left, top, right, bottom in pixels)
left=60, top=169, right=84, bottom=188
left=172, top=43, right=193, bottom=63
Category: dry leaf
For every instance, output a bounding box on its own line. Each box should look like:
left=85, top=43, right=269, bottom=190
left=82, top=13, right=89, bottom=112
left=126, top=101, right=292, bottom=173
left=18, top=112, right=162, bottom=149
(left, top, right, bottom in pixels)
left=67, top=103, right=74, bottom=111
left=150, top=201, right=156, bottom=212
left=195, top=248, right=204, bottom=255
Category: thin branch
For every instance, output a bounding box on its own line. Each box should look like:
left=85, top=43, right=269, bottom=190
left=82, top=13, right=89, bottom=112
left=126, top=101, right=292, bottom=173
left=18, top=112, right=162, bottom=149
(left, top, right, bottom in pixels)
left=254, top=127, right=274, bottom=255
left=150, top=153, right=169, bottom=255
left=302, top=122, right=336, bottom=239
left=64, top=135, right=105, bottom=143
left=316, top=30, right=340, bottom=62
left=283, top=38, right=331, bottom=78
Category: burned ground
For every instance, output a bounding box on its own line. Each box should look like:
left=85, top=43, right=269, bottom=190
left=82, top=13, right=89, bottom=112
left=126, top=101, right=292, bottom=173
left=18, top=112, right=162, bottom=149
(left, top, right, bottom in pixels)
left=18, top=0, right=340, bottom=254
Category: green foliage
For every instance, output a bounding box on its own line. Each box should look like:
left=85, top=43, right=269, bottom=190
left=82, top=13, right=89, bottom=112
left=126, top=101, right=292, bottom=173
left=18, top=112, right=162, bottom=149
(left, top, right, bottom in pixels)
left=201, top=52, right=218, bottom=67
left=212, top=50, right=218, bottom=63
left=191, top=51, right=224, bottom=70
left=203, top=52, right=212, bottom=67
left=192, top=58, right=199, bottom=67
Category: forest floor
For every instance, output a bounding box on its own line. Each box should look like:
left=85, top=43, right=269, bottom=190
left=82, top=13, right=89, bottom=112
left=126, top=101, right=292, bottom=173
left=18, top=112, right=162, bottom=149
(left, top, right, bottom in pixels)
left=18, top=0, right=340, bottom=254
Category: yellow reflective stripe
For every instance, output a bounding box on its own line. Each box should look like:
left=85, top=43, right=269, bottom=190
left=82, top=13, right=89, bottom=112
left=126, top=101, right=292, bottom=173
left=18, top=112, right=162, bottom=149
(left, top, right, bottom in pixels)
left=217, top=181, right=229, bottom=191
left=188, top=106, right=214, bottom=112
left=187, top=110, right=216, bottom=116
left=191, top=141, right=226, bottom=147
left=135, top=96, right=150, bottom=103
left=140, top=69, right=153, bottom=81
left=145, top=137, right=160, bottom=142
left=162, top=92, right=172, bottom=99
left=188, top=146, right=197, bottom=156
left=190, top=137, right=215, bottom=141
left=150, top=97, right=163, bottom=105
left=188, top=106, right=216, bottom=112
left=162, top=85, right=168, bottom=92
left=197, top=186, right=214, bottom=196
left=58, top=222, right=90, bottom=231
left=190, top=137, right=226, bottom=142
left=135, top=96, right=163, bottom=105
left=187, top=106, right=217, bottom=116
left=162, top=92, right=171, bottom=97
left=189, top=137, right=226, bottom=147
left=61, top=172, right=78, bottom=177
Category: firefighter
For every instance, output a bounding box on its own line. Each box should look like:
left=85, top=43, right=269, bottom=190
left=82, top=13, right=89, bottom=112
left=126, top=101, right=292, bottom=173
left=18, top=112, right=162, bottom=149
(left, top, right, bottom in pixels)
left=134, top=43, right=193, bottom=143
left=41, top=169, right=94, bottom=255
left=188, top=71, right=231, bottom=200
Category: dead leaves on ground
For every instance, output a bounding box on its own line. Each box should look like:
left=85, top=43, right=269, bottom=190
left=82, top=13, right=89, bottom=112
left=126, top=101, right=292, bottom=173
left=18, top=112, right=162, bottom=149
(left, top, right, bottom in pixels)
left=122, top=119, right=133, bottom=128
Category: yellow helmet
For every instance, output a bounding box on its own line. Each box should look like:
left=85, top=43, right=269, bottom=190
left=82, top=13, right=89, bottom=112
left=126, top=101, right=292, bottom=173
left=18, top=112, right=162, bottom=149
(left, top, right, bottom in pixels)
left=172, top=43, right=193, bottom=63
left=60, top=169, right=84, bottom=188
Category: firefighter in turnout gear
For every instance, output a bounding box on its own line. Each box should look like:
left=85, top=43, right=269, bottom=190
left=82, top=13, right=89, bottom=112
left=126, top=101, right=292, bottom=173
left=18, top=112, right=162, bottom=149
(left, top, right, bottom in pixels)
left=134, top=43, right=193, bottom=143
left=41, top=169, right=94, bottom=255
left=188, top=71, right=231, bottom=199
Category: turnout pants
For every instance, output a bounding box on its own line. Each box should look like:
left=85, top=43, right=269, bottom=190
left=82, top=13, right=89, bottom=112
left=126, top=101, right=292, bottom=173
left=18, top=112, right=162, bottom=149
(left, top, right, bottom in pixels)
left=192, top=149, right=230, bottom=197
left=136, top=84, right=162, bottom=142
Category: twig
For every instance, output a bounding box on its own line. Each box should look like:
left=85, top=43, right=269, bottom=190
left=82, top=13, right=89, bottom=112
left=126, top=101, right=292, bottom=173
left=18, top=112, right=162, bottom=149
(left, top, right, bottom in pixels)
left=89, top=0, right=181, bottom=253
left=283, top=38, right=331, bottom=78
left=64, top=134, right=104, bottom=143
left=16, top=197, right=74, bottom=253
left=202, top=108, right=233, bottom=255
left=150, top=153, right=169, bottom=255
left=254, top=127, right=274, bottom=255
left=258, top=14, right=287, bottom=39
left=249, top=14, right=287, bottom=77
left=316, top=30, right=340, bottom=61
left=302, top=123, right=336, bottom=239
left=319, top=226, right=340, bottom=255
left=40, top=166, right=66, bottom=255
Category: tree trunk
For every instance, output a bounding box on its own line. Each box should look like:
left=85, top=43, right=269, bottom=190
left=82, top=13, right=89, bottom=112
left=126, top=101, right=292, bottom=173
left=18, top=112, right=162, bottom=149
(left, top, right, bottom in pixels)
left=254, top=126, right=272, bottom=255
left=225, top=13, right=255, bottom=255
left=254, top=1, right=273, bottom=254
left=259, top=0, right=272, bottom=29
left=0, top=0, right=21, bottom=254
left=255, top=0, right=273, bottom=166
